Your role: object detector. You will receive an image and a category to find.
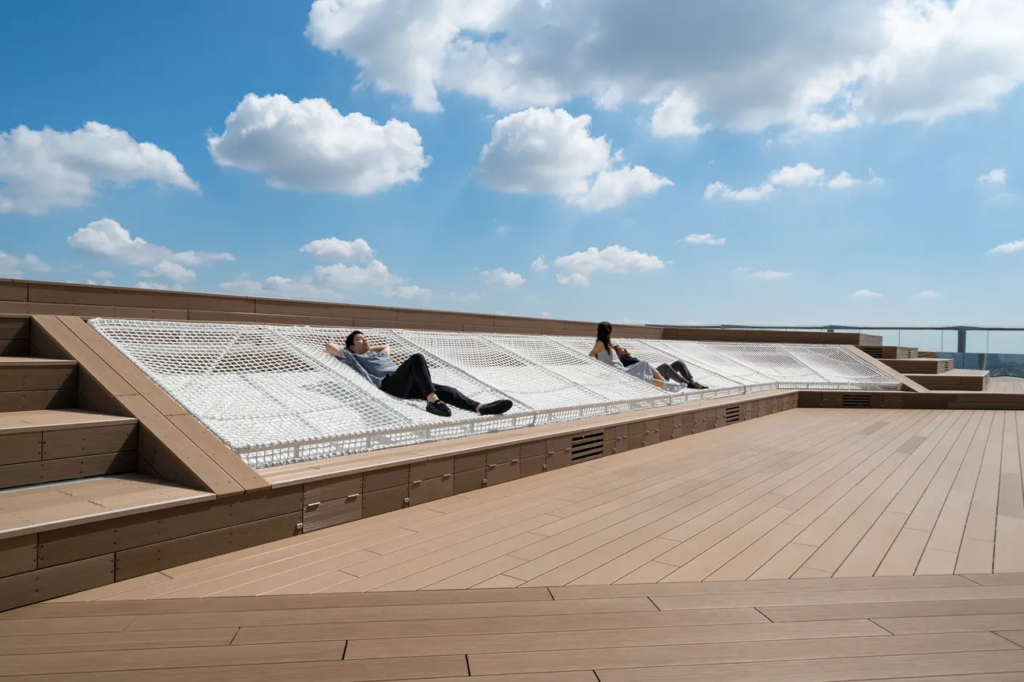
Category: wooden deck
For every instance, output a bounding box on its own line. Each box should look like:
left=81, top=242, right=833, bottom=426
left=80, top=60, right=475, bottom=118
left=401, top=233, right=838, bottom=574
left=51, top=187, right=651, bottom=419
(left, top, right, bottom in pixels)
left=63, top=408, right=1024, bottom=596
left=4, top=407, right=1024, bottom=680
left=989, top=377, right=1024, bottom=394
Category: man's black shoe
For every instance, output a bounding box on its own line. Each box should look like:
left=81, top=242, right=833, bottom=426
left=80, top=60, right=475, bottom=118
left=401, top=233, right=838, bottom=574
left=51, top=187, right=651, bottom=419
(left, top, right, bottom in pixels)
left=426, top=400, right=452, bottom=417
left=479, top=399, right=513, bottom=415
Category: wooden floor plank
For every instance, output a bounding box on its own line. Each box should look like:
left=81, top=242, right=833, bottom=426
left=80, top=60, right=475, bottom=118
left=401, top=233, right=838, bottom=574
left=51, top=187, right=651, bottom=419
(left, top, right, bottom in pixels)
left=344, top=619, right=887, bottom=659
left=593, top=651, right=1024, bottom=682
left=230, top=607, right=771, bottom=645
left=468, top=633, right=1015, bottom=676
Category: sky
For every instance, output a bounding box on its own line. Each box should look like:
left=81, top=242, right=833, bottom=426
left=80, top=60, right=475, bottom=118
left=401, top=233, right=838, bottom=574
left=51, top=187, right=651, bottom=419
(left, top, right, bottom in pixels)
left=1, top=0, right=1023, bottom=330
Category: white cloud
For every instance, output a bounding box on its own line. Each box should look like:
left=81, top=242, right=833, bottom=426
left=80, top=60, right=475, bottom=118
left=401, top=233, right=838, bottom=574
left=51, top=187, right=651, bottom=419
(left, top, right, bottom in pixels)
left=684, top=233, right=726, bottom=246
left=220, top=273, right=342, bottom=301
left=556, top=272, right=589, bottom=286
left=394, top=284, right=433, bottom=301
left=978, top=168, right=1007, bottom=185
left=475, top=108, right=671, bottom=211
left=134, top=281, right=184, bottom=291
left=751, top=270, right=793, bottom=281
left=495, top=224, right=509, bottom=235
left=300, top=237, right=374, bottom=262
left=540, top=312, right=551, bottom=318
left=650, top=89, right=709, bottom=138
left=553, top=245, right=664, bottom=274
left=67, top=219, right=235, bottom=270
left=828, top=171, right=862, bottom=189
left=0, top=122, right=197, bottom=216
left=769, top=163, right=825, bottom=188
left=989, top=240, right=1024, bottom=254
left=0, top=251, right=53, bottom=278
left=306, top=0, right=1024, bottom=134
left=852, top=289, right=883, bottom=298
left=912, top=290, right=942, bottom=299
left=531, top=256, right=548, bottom=271
left=92, top=270, right=114, bottom=280
left=482, top=268, right=526, bottom=287
left=732, top=266, right=750, bottom=274
left=707, top=163, right=872, bottom=200
left=315, top=260, right=401, bottom=288
left=207, top=93, right=430, bottom=195
left=704, top=181, right=775, bottom=202
left=140, top=260, right=196, bottom=283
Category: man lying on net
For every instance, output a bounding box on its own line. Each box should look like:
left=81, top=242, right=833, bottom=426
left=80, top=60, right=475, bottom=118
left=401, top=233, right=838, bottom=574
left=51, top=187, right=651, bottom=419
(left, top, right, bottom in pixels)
left=326, top=331, right=513, bottom=418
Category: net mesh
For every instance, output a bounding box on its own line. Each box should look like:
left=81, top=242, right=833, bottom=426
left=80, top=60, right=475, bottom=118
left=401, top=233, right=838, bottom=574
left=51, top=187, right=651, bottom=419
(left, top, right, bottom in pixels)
left=89, top=319, right=900, bottom=468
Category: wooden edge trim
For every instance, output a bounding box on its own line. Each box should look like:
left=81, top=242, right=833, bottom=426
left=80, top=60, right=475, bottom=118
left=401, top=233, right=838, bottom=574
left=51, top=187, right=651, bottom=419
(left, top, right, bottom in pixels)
left=265, top=389, right=800, bottom=488
left=842, top=345, right=929, bottom=393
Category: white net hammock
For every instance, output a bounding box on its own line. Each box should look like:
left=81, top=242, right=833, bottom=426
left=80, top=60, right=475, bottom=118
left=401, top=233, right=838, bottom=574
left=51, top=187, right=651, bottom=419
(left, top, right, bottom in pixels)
left=89, top=319, right=901, bottom=469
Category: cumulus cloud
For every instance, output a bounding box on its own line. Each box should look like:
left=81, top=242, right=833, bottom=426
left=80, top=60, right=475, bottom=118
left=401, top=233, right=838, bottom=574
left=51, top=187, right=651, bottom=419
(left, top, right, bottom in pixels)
left=827, top=171, right=862, bottom=189
left=67, top=219, right=235, bottom=275
left=315, top=260, right=401, bottom=288
left=706, top=163, right=869, bottom=200
left=650, top=89, right=708, bottom=138
left=531, top=256, right=548, bottom=271
left=770, top=163, right=825, bottom=188
left=989, top=239, right=1024, bottom=254
left=135, top=281, right=184, bottom=291
left=751, top=270, right=793, bottom=281
left=684, top=233, right=726, bottom=246
left=556, top=272, right=589, bottom=286
left=912, top=290, right=942, bottom=299
left=208, top=93, right=430, bottom=195
left=553, top=245, right=664, bottom=275
left=220, top=273, right=343, bottom=301
left=475, top=108, right=671, bottom=211
left=852, top=289, right=883, bottom=298
left=978, top=168, right=1007, bottom=185
left=300, top=237, right=374, bottom=262
left=0, top=121, right=197, bottom=216
left=0, top=251, right=51, bottom=278
left=394, top=284, right=433, bottom=301
left=482, top=268, right=526, bottom=287
left=140, top=260, right=196, bottom=283
left=306, top=0, right=1024, bottom=135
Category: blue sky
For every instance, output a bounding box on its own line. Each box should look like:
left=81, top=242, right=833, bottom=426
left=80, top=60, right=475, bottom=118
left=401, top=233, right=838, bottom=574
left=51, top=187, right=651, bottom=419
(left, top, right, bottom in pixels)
left=1, top=0, right=1023, bottom=329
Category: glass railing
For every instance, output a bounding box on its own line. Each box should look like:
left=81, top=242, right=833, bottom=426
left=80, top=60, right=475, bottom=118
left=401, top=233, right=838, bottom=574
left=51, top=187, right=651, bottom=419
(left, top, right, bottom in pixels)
left=654, top=325, right=1024, bottom=379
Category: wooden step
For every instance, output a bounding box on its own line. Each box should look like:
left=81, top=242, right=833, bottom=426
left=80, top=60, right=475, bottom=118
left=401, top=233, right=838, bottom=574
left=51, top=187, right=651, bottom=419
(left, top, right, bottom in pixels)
left=906, top=370, right=990, bottom=392
left=0, top=316, right=30, bottom=357
left=858, top=346, right=919, bottom=360
left=880, top=358, right=954, bottom=375
left=0, top=357, right=77, bottom=412
left=0, top=410, right=138, bottom=491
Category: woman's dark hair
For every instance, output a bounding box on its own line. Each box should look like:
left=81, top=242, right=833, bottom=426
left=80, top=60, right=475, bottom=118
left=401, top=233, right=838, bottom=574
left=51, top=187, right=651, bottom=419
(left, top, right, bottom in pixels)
left=596, top=321, right=613, bottom=352
left=344, top=330, right=364, bottom=350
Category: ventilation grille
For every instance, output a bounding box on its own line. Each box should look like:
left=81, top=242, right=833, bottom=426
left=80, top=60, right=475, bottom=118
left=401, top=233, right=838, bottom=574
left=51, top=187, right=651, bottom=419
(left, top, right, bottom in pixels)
left=863, top=347, right=883, bottom=358
left=572, top=431, right=605, bottom=461
left=725, top=405, right=741, bottom=424
left=841, top=394, right=873, bottom=408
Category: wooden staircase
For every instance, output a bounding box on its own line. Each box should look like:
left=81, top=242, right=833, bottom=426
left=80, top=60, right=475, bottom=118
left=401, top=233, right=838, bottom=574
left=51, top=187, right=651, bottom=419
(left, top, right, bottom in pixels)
left=0, top=318, right=140, bottom=491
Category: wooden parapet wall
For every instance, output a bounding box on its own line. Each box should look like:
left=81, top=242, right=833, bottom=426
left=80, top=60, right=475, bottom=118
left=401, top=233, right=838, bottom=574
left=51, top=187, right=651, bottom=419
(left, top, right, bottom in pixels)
left=1, top=278, right=882, bottom=345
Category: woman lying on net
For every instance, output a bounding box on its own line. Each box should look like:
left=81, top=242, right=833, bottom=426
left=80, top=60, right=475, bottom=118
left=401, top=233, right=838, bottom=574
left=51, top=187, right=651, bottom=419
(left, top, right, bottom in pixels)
left=326, top=331, right=513, bottom=418
left=589, top=322, right=709, bottom=390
